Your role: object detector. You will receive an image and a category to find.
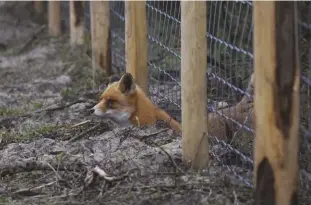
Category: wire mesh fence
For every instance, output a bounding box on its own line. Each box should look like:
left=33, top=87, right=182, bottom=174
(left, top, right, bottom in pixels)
left=298, top=2, right=311, bottom=185
left=56, top=0, right=311, bottom=190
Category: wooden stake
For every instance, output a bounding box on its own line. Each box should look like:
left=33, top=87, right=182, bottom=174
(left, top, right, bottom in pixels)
left=48, top=1, right=61, bottom=36
left=90, top=1, right=111, bottom=75
left=253, top=2, right=300, bottom=205
left=70, top=1, right=84, bottom=45
left=34, top=1, right=44, bottom=15
left=125, top=1, right=148, bottom=95
left=181, top=1, right=209, bottom=170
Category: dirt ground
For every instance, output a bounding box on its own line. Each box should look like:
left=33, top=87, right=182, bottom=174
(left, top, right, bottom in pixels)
left=0, top=2, right=310, bottom=205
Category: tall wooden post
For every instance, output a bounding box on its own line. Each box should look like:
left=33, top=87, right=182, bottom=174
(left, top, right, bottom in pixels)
left=90, top=1, right=111, bottom=75
left=34, top=1, right=44, bottom=15
left=125, top=1, right=148, bottom=95
left=253, top=2, right=300, bottom=205
left=181, top=1, right=209, bottom=170
left=70, top=1, right=84, bottom=45
left=48, top=1, right=61, bottom=36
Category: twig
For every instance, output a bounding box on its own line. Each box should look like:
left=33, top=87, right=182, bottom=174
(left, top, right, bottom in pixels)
left=84, top=167, right=95, bottom=188
left=17, top=25, right=46, bottom=54
left=233, top=190, right=240, bottom=205
left=37, top=99, right=86, bottom=113
left=70, top=120, right=91, bottom=129
left=93, top=165, right=128, bottom=182
left=68, top=123, right=101, bottom=143
left=0, top=99, right=87, bottom=125
left=135, top=128, right=169, bottom=140
left=0, top=158, right=57, bottom=177
left=136, top=135, right=184, bottom=173
left=12, top=181, right=56, bottom=197
left=157, top=144, right=184, bottom=173
left=0, top=157, right=84, bottom=177
left=99, top=181, right=122, bottom=199
left=64, top=63, right=76, bottom=75
left=44, top=162, right=62, bottom=181
left=120, top=125, right=183, bottom=173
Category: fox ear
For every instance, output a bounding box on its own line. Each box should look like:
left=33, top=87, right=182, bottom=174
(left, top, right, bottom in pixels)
left=108, top=75, right=120, bottom=85
left=118, top=73, right=136, bottom=95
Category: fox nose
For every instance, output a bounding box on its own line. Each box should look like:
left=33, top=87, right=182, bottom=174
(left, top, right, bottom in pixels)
left=89, top=108, right=95, bottom=114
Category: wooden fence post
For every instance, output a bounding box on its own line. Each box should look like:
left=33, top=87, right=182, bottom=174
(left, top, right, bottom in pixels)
left=48, top=1, right=61, bottom=36
left=181, top=1, right=209, bottom=170
left=90, top=1, right=111, bottom=75
left=34, top=1, right=44, bottom=15
left=125, top=1, right=148, bottom=95
left=253, top=2, right=300, bottom=205
left=70, top=1, right=84, bottom=45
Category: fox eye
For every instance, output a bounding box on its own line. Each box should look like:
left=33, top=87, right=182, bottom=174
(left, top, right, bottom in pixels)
left=106, top=99, right=117, bottom=108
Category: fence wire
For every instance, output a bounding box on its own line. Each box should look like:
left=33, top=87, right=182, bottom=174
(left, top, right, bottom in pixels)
left=57, top=1, right=311, bottom=190
left=298, top=2, right=311, bottom=184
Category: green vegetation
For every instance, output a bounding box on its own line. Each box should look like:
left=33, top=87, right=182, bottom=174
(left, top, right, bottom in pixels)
left=0, top=196, right=10, bottom=205
left=0, top=107, right=26, bottom=117
left=0, top=123, right=61, bottom=143
left=31, top=101, right=43, bottom=109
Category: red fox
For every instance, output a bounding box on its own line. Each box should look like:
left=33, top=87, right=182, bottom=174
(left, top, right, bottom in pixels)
left=91, top=73, right=253, bottom=141
left=91, top=73, right=182, bottom=132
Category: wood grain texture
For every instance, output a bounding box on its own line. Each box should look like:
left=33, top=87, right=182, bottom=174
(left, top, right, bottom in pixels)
left=125, top=1, right=148, bottom=95
left=90, top=1, right=111, bottom=75
left=253, top=2, right=300, bottom=205
left=48, top=1, right=61, bottom=36
left=70, top=1, right=84, bottom=45
left=181, top=1, right=209, bottom=170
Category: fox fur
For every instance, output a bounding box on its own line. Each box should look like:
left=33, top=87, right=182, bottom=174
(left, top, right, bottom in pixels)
left=91, top=73, right=254, bottom=142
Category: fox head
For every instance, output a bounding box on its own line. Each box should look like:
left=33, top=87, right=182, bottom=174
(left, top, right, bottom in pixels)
left=91, top=72, right=182, bottom=133
left=91, top=73, right=142, bottom=127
